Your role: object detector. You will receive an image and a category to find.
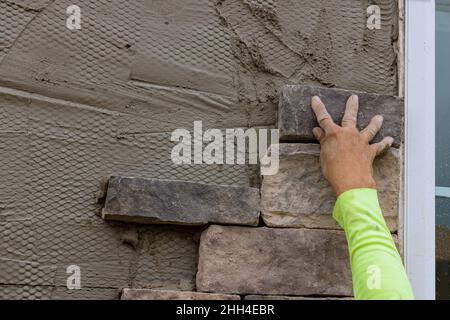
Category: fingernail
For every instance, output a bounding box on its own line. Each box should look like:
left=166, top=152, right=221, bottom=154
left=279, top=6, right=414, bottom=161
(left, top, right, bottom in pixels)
left=351, top=94, right=358, bottom=102
left=313, top=96, right=321, bottom=103
left=387, top=137, right=394, bottom=145
left=376, top=115, right=384, bottom=121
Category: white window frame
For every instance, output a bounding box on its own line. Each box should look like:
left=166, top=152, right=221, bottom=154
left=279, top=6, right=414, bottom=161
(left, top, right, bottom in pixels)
left=404, top=0, right=436, bottom=300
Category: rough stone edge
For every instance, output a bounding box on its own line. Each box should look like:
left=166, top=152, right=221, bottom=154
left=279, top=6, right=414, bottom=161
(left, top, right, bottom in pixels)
left=121, top=288, right=240, bottom=300
left=101, top=176, right=260, bottom=227
left=278, top=85, right=404, bottom=148
left=261, top=214, right=397, bottom=233
left=396, top=0, right=405, bottom=261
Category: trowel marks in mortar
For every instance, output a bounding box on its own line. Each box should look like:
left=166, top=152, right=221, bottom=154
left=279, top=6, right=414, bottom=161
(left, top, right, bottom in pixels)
left=0, top=0, right=399, bottom=299
left=214, top=0, right=398, bottom=94
left=131, top=0, right=399, bottom=110
left=0, top=0, right=398, bottom=129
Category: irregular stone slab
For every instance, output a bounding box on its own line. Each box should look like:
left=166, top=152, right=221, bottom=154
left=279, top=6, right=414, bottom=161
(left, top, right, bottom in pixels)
left=102, top=176, right=260, bottom=226
left=196, top=225, right=352, bottom=296
left=121, top=289, right=240, bottom=300
left=244, top=295, right=352, bottom=300
left=278, top=85, right=403, bottom=147
left=261, top=144, right=399, bottom=231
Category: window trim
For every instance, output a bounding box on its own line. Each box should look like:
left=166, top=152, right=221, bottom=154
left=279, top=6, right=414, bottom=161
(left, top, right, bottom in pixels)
left=404, top=0, right=436, bottom=300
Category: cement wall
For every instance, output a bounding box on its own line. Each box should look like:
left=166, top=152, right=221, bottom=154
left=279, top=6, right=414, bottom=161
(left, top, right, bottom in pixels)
left=0, top=0, right=400, bottom=299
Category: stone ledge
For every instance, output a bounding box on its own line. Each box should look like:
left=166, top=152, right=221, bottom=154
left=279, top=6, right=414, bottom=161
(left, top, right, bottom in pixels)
left=102, top=176, right=260, bottom=226
left=121, top=288, right=240, bottom=300
left=196, top=225, right=352, bottom=296
left=261, top=144, right=399, bottom=231
left=278, top=85, right=403, bottom=147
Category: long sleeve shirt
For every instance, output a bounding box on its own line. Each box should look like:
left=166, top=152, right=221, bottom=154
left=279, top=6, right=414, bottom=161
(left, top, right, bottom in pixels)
left=332, top=188, right=414, bottom=299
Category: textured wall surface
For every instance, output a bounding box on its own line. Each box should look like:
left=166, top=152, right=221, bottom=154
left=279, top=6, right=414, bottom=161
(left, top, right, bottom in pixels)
left=0, top=0, right=399, bottom=299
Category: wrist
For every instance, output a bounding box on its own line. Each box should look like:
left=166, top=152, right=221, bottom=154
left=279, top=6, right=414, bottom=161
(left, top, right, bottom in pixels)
left=333, top=177, right=376, bottom=197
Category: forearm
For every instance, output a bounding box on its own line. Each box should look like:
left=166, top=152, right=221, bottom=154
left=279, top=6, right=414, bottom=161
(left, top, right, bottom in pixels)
left=333, top=188, right=414, bottom=300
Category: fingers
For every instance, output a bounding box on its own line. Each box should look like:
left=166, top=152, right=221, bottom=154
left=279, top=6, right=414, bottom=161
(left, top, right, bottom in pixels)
left=342, top=95, right=359, bottom=128
left=311, top=96, right=336, bottom=132
left=361, top=115, right=383, bottom=142
left=312, top=127, right=325, bottom=142
left=371, top=136, right=394, bottom=156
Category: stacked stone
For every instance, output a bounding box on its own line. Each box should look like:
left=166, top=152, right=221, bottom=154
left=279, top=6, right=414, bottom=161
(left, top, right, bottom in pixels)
left=101, top=85, right=403, bottom=300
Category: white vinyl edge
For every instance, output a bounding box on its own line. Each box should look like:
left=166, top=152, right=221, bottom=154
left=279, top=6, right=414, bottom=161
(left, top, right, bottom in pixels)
left=404, top=0, right=436, bottom=300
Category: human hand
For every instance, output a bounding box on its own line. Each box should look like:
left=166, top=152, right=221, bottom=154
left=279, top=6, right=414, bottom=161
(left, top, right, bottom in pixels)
left=311, top=95, right=393, bottom=196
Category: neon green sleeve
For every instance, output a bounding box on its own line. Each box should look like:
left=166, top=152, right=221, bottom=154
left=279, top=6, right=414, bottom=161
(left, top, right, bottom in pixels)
left=332, top=188, right=414, bottom=300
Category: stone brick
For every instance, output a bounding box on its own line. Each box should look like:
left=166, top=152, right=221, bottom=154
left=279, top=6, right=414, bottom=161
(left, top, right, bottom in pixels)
left=278, top=85, right=403, bottom=147
left=102, top=176, right=260, bottom=226
left=196, top=225, right=352, bottom=296
left=261, top=144, right=399, bottom=231
left=121, top=289, right=240, bottom=300
left=244, top=295, right=352, bottom=300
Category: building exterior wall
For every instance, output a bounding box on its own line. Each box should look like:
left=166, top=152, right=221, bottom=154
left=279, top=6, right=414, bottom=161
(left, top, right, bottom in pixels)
left=0, top=0, right=401, bottom=299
